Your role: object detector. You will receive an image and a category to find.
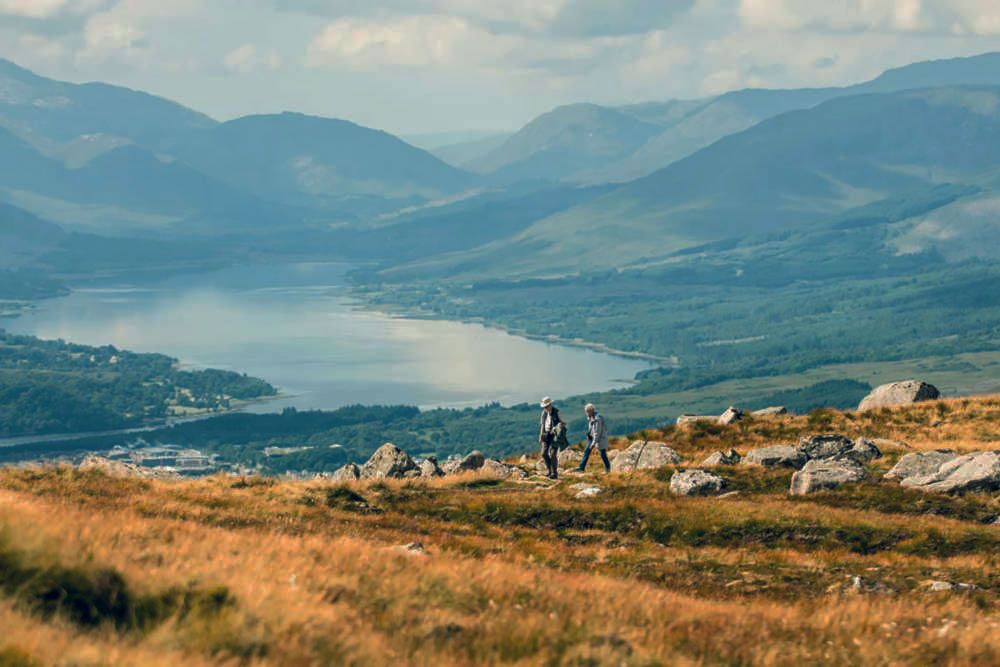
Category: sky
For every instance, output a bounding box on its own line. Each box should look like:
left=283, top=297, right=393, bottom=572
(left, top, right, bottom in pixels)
left=3, top=0, right=1000, bottom=137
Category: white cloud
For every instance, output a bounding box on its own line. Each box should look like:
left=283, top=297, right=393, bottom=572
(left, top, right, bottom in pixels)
left=0, top=0, right=103, bottom=19
left=225, top=43, right=283, bottom=73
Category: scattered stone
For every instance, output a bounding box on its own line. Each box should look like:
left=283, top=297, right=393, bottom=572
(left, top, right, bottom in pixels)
left=790, top=458, right=866, bottom=495
left=900, top=451, right=1000, bottom=494
left=798, top=434, right=854, bottom=461
left=574, top=485, right=603, bottom=499
left=331, top=463, right=361, bottom=482
left=923, top=580, right=977, bottom=592
left=743, top=445, right=807, bottom=469
left=718, top=406, right=746, bottom=425
left=847, top=438, right=883, bottom=463
left=669, top=469, right=725, bottom=496
left=701, top=449, right=742, bottom=466
left=481, top=459, right=527, bottom=480
left=360, top=443, right=418, bottom=479
left=418, top=457, right=444, bottom=478
left=389, top=542, right=427, bottom=556
left=442, top=450, right=486, bottom=474
left=78, top=455, right=179, bottom=479
left=676, top=414, right=717, bottom=427
left=610, top=441, right=682, bottom=473
left=858, top=380, right=941, bottom=411
left=885, top=450, right=958, bottom=481
left=752, top=406, right=788, bottom=417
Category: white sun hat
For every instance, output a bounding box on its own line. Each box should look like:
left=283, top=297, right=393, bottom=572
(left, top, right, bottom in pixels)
left=540, top=396, right=553, bottom=408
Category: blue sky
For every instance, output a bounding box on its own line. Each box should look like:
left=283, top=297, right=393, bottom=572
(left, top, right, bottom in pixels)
left=3, top=0, right=1000, bottom=135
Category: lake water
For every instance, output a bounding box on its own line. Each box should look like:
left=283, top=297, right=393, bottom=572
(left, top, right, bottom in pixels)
left=1, top=263, right=651, bottom=413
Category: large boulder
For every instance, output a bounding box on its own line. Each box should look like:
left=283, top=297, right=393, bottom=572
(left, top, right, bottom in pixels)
left=797, top=435, right=881, bottom=463
left=752, top=406, right=788, bottom=417
left=847, top=438, right=883, bottom=463
left=858, top=380, right=940, bottom=412
left=676, top=414, right=717, bottom=427
left=718, top=407, right=746, bottom=425
left=610, top=441, right=682, bottom=473
left=442, top=451, right=486, bottom=475
left=899, top=451, right=1000, bottom=494
left=701, top=449, right=741, bottom=466
left=360, top=443, right=418, bottom=479
left=481, top=459, right=528, bottom=480
left=885, top=450, right=958, bottom=481
left=743, top=445, right=807, bottom=468
left=331, top=463, right=361, bottom=481
left=418, top=457, right=444, bottom=478
left=669, top=470, right=725, bottom=496
left=790, top=458, right=866, bottom=495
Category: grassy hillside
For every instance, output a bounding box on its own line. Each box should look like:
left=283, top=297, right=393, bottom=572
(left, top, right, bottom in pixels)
left=0, top=396, right=997, bottom=665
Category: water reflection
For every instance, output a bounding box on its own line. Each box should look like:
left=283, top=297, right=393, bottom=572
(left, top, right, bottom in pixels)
left=1, top=263, right=652, bottom=412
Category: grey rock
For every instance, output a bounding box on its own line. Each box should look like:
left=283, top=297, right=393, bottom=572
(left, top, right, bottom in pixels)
left=847, top=438, right=882, bottom=463
left=885, top=450, right=958, bottom=480
left=443, top=450, right=486, bottom=474
left=743, top=445, right=808, bottom=468
left=360, top=443, right=418, bottom=479
left=79, top=455, right=179, bottom=479
left=331, top=462, right=361, bottom=482
left=752, top=406, right=788, bottom=417
left=900, top=451, right=1000, bottom=494
left=610, top=441, right=682, bottom=473
left=574, top=485, right=603, bottom=499
left=389, top=542, right=427, bottom=556
left=418, top=457, right=444, bottom=478
left=669, top=469, right=725, bottom=496
left=789, top=458, right=866, bottom=495
left=676, top=414, right=717, bottom=427
left=481, top=459, right=527, bottom=479
left=858, top=380, right=940, bottom=412
left=701, top=449, right=741, bottom=466
left=718, top=406, right=746, bottom=425
left=798, top=434, right=854, bottom=461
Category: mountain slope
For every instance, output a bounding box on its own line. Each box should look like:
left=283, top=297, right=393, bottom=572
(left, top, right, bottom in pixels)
left=169, top=112, right=478, bottom=204
left=385, top=87, right=1000, bottom=280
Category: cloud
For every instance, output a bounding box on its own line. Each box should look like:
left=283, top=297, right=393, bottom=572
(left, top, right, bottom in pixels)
left=548, top=0, right=696, bottom=37
left=0, top=0, right=104, bottom=19
left=224, top=43, right=283, bottom=73
left=738, top=0, right=1000, bottom=35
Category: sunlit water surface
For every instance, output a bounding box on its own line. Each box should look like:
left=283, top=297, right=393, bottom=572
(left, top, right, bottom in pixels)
left=1, top=263, right=652, bottom=413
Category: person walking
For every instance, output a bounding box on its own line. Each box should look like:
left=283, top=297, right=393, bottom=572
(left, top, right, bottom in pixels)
left=577, top=403, right=611, bottom=473
left=538, top=397, right=565, bottom=479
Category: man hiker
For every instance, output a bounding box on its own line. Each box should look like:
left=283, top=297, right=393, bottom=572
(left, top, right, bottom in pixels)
left=577, top=403, right=611, bottom=473
left=539, top=396, right=565, bottom=479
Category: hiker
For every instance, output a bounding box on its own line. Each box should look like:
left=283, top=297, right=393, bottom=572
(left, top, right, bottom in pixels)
left=538, top=396, right=566, bottom=479
left=577, top=403, right=611, bottom=473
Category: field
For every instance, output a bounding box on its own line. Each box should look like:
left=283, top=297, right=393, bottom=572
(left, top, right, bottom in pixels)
left=1, top=396, right=998, bottom=666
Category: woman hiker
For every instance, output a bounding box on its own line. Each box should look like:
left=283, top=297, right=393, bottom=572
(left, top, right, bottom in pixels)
left=576, top=403, right=611, bottom=473
left=538, top=397, right=566, bottom=479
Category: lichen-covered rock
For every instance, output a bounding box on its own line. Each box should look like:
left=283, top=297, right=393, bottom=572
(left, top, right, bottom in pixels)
left=798, top=434, right=854, bottom=460
left=899, top=451, right=1000, bottom=494
left=701, top=449, right=741, bottom=466
left=442, top=450, right=486, bottom=474
left=743, top=445, right=807, bottom=468
left=676, top=414, right=717, bottom=427
left=331, top=462, right=361, bottom=481
left=481, top=459, right=527, bottom=479
left=884, top=450, right=957, bottom=480
left=669, top=470, right=725, bottom=496
left=360, top=443, right=418, bottom=479
left=858, top=380, right=940, bottom=411
left=610, top=441, right=682, bottom=473
left=718, top=407, right=746, bottom=425
left=847, top=438, right=882, bottom=462
left=418, top=457, right=444, bottom=478
left=789, top=458, right=866, bottom=495
left=752, top=406, right=788, bottom=417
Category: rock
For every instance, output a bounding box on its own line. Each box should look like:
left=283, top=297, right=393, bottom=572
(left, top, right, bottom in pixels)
left=752, top=406, right=788, bottom=417
left=481, top=459, right=527, bottom=480
left=927, top=580, right=955, bottom=592
left=360, top=443, right=418, bottom=479
left=389, top=542, right=427, bottom=556
left=610, top=441, right=682, bottom=473
left=847, top=438, right=882, bottom=462
left=676, top=414, right=717, bottom=427
left=789, top=458, right=866, bottom=495
left=718, top=406, right=746, bottom=425
left=78, top=455, right=179, bottom=479
left=899, top=451, right=1000, bottom=494
left=574, top=485, right=603, bottom=499
left=858, top=380, right=940, bottom=411
left=885, top=450, right=958, bottom=480
left=669, top=470, right=725, bottom=496
left=442, top=450, right=486, bottom=474
left=535, top=448, right=585, bottom=473
left=418, top=457, right=444, bottom=478
left=701, top=449, right=741, bottom=466
left=743, top=445, right=807, bottom=468
left=331, top=463, right=361, bottom=482
left=798, top=434, right=854, bottom=460
left=869, top=438, right=912, bottom=452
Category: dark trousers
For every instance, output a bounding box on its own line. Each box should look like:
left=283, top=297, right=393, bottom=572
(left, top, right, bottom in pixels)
left=540, top=433, right=558, bottom=478
left=578, top=443, right=610, bottom=472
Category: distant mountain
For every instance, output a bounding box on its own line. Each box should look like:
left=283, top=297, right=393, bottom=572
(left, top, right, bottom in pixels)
left=480, top=51, right=1000, bottom=185
left=385, top=86, right=1000, bottom=280
left=167, top=112, right=478, bottom=204
left=0, top=201, right=66, bottom=266
left=466, top=103, right=662, bottom=182
left=0, top=58, right=214, bottom=156
left=426, top=133, right=512, bottom=169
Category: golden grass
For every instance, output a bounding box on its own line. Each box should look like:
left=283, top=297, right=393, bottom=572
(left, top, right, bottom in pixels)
left=0, top=396, right=998, bottom=666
